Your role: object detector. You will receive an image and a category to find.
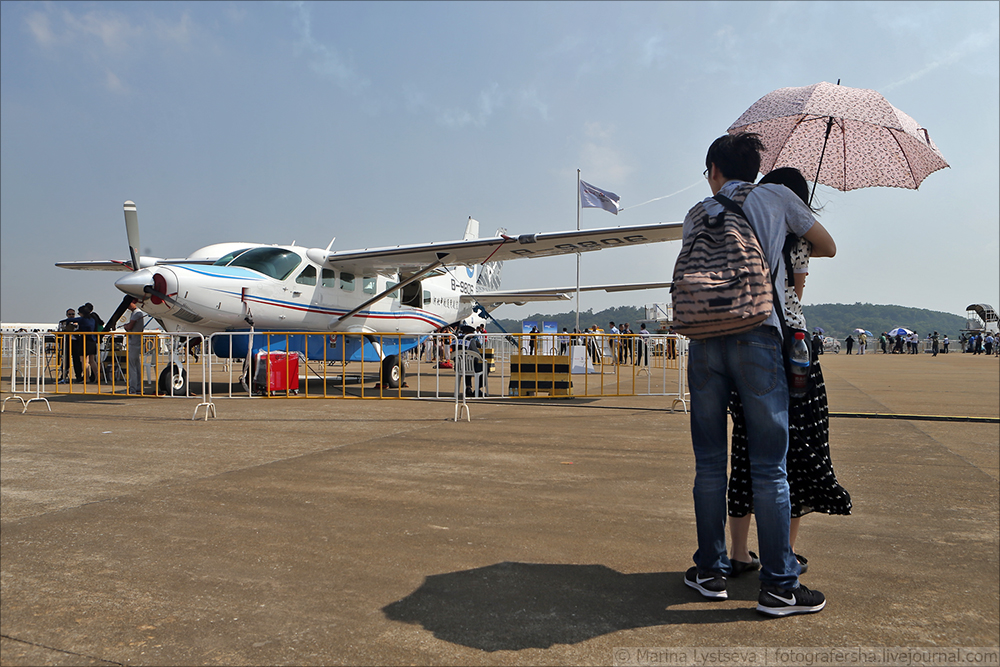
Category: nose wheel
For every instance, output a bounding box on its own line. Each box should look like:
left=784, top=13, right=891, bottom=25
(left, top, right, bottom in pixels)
left=380, top=354, right=404, bottom=389
left=158, top=364, right=188, bottom=396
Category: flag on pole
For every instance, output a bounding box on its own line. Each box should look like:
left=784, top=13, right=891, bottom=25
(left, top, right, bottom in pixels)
left=580, top=180, right=621, bottom=215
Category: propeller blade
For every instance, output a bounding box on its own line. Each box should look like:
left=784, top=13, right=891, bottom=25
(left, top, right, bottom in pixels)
left=143, top=284, right=179, bottom=307
left=124, top=201, right=141, bottom=271
left=106, top=295, right=136, bottom=330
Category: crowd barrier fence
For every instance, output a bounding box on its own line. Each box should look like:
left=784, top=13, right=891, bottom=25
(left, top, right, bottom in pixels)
left=1, top=330, right=690, bottom=419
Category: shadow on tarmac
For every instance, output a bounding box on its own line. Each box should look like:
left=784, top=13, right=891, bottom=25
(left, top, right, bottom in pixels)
left=383, top=561, right=767, bottom=651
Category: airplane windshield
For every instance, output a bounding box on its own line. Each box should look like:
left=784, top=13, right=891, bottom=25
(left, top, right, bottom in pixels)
left=212, top=248, right=252, bottom=266
left=225, top=247, right=302, bottom=280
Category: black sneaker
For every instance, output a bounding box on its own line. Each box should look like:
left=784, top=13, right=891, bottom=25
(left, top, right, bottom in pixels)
left=756, top=583, right=826, bottom=616
left=684, top=566, right=728, bottom=600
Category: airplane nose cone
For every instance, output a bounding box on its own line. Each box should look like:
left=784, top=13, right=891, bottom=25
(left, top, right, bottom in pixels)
left=115, top=269, right=154, bottom=299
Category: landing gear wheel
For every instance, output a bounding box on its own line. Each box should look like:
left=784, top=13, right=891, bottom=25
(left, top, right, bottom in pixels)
left=158, top=364, right=188, bottom=396
left=381, top=354, right=404, bottom=389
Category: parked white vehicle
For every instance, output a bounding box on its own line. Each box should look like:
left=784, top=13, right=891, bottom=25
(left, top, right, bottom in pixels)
left=823, top=336, right=841, bottom=353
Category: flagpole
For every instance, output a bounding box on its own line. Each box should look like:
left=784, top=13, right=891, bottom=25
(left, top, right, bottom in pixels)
left=575, top=169, right=581, bottom=334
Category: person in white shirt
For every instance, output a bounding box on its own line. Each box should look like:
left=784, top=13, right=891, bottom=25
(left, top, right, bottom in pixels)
left=122, top=300, right=146, bottom=394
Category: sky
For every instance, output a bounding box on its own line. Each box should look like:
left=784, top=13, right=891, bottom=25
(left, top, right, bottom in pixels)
left=2, top=1, right=998, bottom=326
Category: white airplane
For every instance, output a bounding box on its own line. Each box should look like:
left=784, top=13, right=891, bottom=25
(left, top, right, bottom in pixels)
left=57, top=201, right=681, bottom=390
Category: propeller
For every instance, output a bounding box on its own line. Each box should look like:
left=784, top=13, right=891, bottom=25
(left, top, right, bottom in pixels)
left=124, top=201, right=141, bottom=271
left=143, top=283, right=180, bottom=307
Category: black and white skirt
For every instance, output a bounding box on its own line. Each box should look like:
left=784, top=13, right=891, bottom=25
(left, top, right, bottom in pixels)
left=727, top=360, right=852, bottom=519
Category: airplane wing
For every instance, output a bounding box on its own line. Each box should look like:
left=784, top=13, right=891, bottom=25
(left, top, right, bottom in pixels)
left=56, top=256, right=216, bottom=271
left=55, top=260, right=136, bottom=272
left=469, top=281, right=673, bottom=306
left=311, top=220, right=683, bottom=274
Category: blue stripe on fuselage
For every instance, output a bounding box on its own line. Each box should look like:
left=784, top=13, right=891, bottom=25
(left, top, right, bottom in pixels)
left=173, top=265, right=268, bottom=281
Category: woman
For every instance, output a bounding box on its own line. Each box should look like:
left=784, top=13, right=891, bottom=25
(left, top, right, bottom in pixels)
left=726, top=167, right=852, bottom=577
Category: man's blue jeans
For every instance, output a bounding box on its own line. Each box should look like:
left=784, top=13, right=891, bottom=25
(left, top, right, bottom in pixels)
left=687, top=326, right=800, bottom=589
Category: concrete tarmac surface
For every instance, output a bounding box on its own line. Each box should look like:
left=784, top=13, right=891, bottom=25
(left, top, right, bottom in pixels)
left=1, top=352, right=997, bottom=665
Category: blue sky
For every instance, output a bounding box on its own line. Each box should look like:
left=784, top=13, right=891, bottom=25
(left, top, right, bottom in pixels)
left=2, top=1, right=997, bottom=325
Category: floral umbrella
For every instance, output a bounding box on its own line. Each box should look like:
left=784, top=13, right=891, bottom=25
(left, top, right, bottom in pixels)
left=728, top=81, right=949, bottom=203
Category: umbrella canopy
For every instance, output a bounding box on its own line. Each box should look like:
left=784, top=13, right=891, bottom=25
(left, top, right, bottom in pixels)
left=728, top=81, right=949, bottom=195
left=812, top=326, right=825, bottom=334
left=854, top=328, right=874, bottom=336
left=888, top=327, right=914, bottom=337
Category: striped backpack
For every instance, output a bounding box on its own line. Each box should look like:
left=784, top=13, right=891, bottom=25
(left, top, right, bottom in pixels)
left=670, top=183, right=774, bottom=339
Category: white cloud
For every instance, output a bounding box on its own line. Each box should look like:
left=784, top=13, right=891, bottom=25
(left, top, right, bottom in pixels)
left=290, top=1, right=369, bottom=94
left=884, top=23, right=1000, bottom=91
left=407, top=83, right=506, bottom=128
left=579, top=123, right=632, bottom=184
left=517, top=88, right=549, bottom=121
left=25, top=11, right=56, bottom=48
left=153, top=11, right=194, bottom=47
left=60, top=8, right=141, bottom=51
left=105, top=69, right=126, bottom=94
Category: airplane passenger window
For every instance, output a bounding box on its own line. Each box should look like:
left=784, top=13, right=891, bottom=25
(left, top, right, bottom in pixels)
left=363, top=276, right=376, bottom=295
left=295, top=265, right=317, bottom=286
left=340, top=272, right=355, bottom=291
left=227, top=247, right=302, bottom=280
left=321, top=268, right=337, bottom=288
left=423, top=290, right=431, bottom=306
left=387, top=281, right=399, bottom=300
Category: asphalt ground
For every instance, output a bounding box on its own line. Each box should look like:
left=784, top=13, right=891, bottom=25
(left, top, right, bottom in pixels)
left=1, top=351, right=997, bottom=666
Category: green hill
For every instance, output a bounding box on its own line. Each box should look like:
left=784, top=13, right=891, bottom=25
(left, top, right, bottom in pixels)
left=802, top=303, right=967, bottom=341
left=488, top=303, right=968, bottom=341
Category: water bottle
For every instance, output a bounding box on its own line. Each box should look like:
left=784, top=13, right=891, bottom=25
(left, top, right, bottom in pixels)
left=789, top=331, right=810, bottom=398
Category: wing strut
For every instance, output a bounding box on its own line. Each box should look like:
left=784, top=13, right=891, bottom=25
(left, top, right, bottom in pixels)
left=337, top=254, right=450, bottom=323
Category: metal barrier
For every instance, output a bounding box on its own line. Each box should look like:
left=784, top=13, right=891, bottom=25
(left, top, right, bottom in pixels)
left=1, top=332, right=50, bottom=413
left=1, top=329, right=690, bottom=418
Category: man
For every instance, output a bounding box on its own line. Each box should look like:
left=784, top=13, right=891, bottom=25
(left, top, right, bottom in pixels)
left=931, top=331, right=939, bottom=357
left=57, top=308, right=81, bottom=383
left=608, top=322, right=620, bottom=365
left=122, top=300, right=146, bottom=394
left=638, top=323, right=651, bottom=366
left=682, top=133, right=835, bottom=617
left=558, top=328, right=570, bottom=355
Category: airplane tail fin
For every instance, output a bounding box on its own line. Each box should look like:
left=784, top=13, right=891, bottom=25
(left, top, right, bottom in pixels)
left=463, top=217, right=480, bottom=241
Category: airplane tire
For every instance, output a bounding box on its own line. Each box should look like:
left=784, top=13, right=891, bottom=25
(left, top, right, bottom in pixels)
left=158, top=364, right=188, bottom=396
left=381, top=355, right=403, bottom=389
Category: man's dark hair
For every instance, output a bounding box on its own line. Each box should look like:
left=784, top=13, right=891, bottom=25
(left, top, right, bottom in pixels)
left=706, top=132, right=765, bottom=183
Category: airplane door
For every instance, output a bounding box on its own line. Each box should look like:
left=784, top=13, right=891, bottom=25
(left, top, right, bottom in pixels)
left=401, top=281, right=422, bottom=308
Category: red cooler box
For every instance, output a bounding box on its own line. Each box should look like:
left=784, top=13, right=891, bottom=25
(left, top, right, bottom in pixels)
left=254, top=351, right=300, bottom=394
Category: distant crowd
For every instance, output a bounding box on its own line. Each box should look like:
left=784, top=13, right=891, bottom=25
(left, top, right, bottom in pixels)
left=839, top=331, right=996, bottom=356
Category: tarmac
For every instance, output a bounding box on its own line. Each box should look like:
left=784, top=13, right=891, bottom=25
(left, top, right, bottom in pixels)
left=1, top=351, right=997, bottom=666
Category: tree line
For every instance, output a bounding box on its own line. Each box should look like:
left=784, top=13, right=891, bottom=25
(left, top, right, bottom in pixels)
left=488, top=303, right=969, bottom=342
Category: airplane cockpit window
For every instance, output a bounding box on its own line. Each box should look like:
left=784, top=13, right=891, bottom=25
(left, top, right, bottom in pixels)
left=321, top=268, right=337, bottom=288
left=340, top=272, right=355, bottom=291
left=295, top=265, right=317, bottom=286
left=212, top=248, right=253, bottom=266
left=226, top=247, right=302, bottom=280
left=363, top=276, right=377, bottom=295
